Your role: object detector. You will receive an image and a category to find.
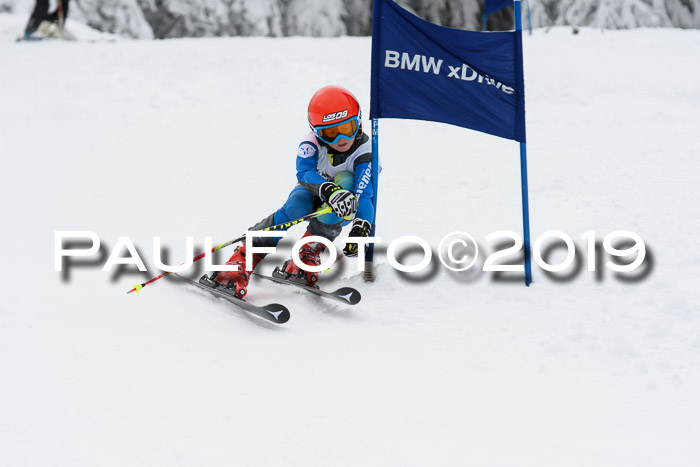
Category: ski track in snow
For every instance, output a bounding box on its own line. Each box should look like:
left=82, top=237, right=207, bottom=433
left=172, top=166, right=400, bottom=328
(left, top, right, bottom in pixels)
left=1, top=13, right=699, bottom=467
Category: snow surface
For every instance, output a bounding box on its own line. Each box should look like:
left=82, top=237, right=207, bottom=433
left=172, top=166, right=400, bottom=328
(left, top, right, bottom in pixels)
left=1, top=13, right=699, bottom=467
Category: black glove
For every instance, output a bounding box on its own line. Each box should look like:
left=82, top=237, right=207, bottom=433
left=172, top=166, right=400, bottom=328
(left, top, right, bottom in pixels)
left=319, top=182, right=358, bottom=219
left=343, top=218, right=371, bottom=257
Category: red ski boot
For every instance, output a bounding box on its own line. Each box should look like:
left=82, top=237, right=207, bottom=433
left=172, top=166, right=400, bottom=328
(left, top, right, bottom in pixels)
left=278, top=231, right=326, bottom=287
left=210, top=244, right=262, bottom=298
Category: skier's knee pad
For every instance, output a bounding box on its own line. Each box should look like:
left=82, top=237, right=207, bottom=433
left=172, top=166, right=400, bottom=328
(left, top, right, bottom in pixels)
left=308, top=218, right=343, bottom=240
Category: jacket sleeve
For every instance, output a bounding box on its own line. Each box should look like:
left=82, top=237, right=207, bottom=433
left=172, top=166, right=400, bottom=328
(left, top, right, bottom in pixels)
left=353, top=162, right=375, bottom=224
left=295, top=141, right=327, bottom=194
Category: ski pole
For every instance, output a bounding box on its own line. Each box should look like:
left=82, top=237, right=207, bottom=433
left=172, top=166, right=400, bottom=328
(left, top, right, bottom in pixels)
left=57, top=0, right=64, bottom=31
left=323, top=253, right=344, bottom=273
left=127, top=206, right=332, bottom=294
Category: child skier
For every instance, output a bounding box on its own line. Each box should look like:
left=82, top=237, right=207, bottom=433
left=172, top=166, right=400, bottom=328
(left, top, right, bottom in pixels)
left=210, top=85, right=376, bottom=297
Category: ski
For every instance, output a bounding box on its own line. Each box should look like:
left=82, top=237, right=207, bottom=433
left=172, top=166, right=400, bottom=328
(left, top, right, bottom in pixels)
left=16, top=35, right=112, bottom=43
left=177, top=274, right=290, bottom=324
left=16, top=34, right=44, bottom=42
left=16, top=26, right=76, bottom=42
left=253, top=268, right=361, bottom=305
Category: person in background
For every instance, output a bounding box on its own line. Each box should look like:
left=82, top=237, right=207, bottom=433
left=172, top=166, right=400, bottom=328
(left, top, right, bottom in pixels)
left=24, top=0, right=71, bottom=40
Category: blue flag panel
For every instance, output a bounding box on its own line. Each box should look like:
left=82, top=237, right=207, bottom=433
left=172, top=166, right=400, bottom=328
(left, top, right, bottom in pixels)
left=485, top=0, right=513, bottom=15
left=370, top=0, right=526, bottom=142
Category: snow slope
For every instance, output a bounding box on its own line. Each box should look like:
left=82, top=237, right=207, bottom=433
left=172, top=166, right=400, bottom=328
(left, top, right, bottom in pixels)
left=1, top=14, right=699, bottom=467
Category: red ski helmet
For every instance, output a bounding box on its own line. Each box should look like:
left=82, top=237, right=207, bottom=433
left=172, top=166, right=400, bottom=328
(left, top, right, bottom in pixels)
left=308, top=85, right=362, bottom=145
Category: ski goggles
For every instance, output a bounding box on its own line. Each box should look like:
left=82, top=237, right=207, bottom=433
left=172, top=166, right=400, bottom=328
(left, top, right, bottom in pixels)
left=314, top=116, right=360, bottom=145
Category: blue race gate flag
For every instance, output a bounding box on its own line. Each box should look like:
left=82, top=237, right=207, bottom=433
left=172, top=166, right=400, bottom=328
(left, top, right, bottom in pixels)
left=369, top=0, right=533, bottom=286
left=370, top=0, right=526, bottom=143
left=485, top=0, right=513, bottom=14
